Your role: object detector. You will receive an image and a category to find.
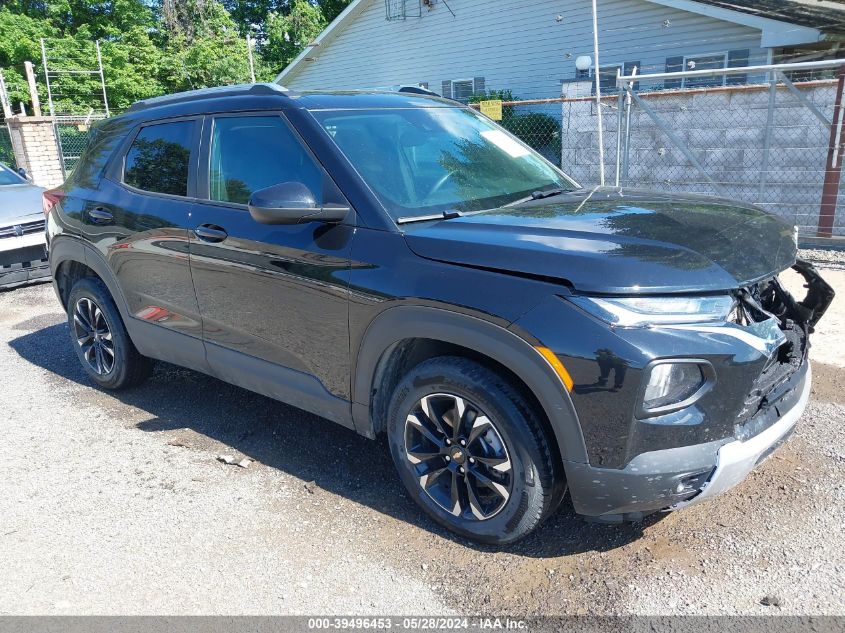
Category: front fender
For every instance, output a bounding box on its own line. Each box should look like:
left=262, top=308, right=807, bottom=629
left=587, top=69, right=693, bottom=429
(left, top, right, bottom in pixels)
left=352, top=305, right=588, bottom=464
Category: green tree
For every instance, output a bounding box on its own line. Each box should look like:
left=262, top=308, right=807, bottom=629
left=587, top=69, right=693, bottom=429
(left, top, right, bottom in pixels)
left=158, top=0, right=253, bottom=90
left=262, top=0, right=325, bottom=71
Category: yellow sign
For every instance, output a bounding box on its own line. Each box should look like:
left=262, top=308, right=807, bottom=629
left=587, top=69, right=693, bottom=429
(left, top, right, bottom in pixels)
left=479, top=100, right=503, bottom=121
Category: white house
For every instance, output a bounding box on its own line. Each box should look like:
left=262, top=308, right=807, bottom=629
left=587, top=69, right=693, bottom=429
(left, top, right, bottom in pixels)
left=274, top=0, right=843, bottom=100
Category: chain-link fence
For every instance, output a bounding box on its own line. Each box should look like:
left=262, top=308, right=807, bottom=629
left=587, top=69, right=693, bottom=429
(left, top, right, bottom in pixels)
left=471, top=60, right=845, bottom=239
left=54, top=114, right=106, bottom=176
left=0, top=125, right=14, bottom=166
left=611, top=64, right=845, bottom=237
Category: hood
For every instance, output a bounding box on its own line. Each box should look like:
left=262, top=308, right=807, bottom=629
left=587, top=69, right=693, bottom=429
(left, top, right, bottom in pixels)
left=403, top=189, right=797, bottom=294
left=0, top=183, right=45, bottom=226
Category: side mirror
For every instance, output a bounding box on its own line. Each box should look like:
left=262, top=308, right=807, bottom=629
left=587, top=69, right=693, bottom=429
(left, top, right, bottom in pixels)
left=247, top=182, right=349, bottom=225
left=17, top=167, right=31, bottom=181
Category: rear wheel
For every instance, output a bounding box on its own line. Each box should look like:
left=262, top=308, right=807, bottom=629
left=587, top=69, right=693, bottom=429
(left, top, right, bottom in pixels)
left=67, top=277, right=153, bottom=389
left=387, top=356, right=560, bottom=544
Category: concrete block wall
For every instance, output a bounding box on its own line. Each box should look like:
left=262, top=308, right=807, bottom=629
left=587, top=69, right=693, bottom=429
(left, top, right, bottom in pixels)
left=6, top=116, right=64, bottom=189
left=561, top=81, right=843, bottom=236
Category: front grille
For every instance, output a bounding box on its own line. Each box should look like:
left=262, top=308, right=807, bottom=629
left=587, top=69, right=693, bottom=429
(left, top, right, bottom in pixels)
left=0, top=245, right=47, bottom=269
left=0, top=219, right=46, bottom=239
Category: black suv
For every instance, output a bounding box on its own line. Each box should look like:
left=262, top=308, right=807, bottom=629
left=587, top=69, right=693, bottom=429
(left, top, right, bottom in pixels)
left=45, top=84, right=833, bottom=544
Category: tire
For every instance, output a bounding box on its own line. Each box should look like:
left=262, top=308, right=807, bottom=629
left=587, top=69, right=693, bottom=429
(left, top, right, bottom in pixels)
left=66, top=277, right=153, bottom=390
left=386, top=356, right=560, bottom=545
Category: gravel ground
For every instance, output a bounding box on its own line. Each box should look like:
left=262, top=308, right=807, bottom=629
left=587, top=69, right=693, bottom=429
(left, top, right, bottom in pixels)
left=1, top=269, right=844, bottom=616
left=799, top=246, right=845, bottom=270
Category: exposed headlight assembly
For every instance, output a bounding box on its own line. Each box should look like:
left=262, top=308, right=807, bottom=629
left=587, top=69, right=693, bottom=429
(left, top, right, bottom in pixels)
left=569, top=295, right=735, bottom=327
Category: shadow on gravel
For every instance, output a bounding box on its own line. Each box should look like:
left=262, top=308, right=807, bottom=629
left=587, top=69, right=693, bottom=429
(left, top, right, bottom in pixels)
left=10, top=322, right=663, bottom=557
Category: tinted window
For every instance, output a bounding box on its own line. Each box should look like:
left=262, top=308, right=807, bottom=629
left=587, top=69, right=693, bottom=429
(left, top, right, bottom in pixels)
left=209, top=116, right=322, bottom=205
left=124, top=121, right=194, bottom=196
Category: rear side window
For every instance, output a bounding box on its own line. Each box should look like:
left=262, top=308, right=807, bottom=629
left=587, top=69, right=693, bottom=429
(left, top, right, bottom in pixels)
left=124, top=120, right=194, bottom=196
left=208, top=115, right=322, bottom=205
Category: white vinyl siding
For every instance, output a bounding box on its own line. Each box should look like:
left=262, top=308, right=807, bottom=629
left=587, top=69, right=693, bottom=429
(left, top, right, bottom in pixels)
left=282, top=0, right=769, bottom=99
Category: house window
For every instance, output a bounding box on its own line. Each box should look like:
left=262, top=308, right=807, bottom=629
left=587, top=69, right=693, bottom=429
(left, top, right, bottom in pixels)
left=588, top=62, right=639, bottom=94
left=597, top=64, right=622, bottom=93
left=451, top=79, right=475, bottom=103
left=682, top=53, right=728, bottom=88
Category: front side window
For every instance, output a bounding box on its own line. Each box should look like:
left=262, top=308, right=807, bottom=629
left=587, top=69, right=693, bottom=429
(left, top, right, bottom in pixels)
left=208, top=115, right=323, bottom=206
left=311, top=107, right=575, bottom=221
left=124, top=120, right=194, bottom=196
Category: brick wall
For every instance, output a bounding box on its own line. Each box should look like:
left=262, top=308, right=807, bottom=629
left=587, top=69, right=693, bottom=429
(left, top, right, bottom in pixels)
left=6, top=116, right=64, bottom=189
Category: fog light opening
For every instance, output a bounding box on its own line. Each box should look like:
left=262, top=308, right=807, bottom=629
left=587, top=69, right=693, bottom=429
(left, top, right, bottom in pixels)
left=674, top=468, right=716, bottom=497
left=639, top=360, right=714, bottom=417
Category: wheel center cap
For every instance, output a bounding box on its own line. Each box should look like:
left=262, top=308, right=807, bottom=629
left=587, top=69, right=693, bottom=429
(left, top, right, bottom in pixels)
left=449, top=446, right=466, bottom=465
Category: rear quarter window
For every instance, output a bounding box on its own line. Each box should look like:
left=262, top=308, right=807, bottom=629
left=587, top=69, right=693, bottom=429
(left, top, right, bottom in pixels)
left=69, top=119, right=132, bottom=189
left=123, top=120, right=194, bottom=196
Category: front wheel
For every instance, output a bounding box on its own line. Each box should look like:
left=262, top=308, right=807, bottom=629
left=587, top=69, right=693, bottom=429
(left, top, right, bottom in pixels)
left=387, top=357, right=561, bottom=545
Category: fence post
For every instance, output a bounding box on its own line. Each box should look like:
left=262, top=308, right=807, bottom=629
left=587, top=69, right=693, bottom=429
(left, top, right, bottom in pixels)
left=615, top=71, right=624, bottom=186
left=6, top=115, right=64, bottom=188
left=590, top=0, right=605, bottom=186
left=758, top=70, right=777, bottom=200
left=621, top=67, right=636, bottom=186
left=818, top=66, right=845, bottom=238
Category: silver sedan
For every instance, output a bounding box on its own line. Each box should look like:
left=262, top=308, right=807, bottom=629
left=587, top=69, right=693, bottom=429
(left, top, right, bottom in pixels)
left=0, top=163, right=49, bottom=289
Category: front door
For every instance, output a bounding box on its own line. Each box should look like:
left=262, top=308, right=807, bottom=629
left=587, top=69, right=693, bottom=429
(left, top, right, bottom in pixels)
left=189, top=112, right=354, bottom=423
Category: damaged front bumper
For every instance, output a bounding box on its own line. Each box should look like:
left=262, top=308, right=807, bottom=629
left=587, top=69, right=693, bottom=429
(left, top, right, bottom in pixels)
left=565, top=260, right=833, bottom=521
left=670, top=361, right=810, bottom=510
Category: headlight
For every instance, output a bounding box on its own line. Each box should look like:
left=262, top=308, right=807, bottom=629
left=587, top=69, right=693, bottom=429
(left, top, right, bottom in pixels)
left=640, top=360, right=715, bottom=416
left=569, top=295, right=735, bottom=327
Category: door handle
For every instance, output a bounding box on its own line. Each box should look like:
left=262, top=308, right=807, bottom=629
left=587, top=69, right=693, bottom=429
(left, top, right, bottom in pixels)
left=87, top=206, right=113, bottom=224
left=195, top=224, right=228, bottom=243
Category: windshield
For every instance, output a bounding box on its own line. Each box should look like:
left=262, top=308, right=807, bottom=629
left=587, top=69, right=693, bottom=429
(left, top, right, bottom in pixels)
left=0, top=164, right=25, bottom=186
left=310, top=107, right=575, bottom=221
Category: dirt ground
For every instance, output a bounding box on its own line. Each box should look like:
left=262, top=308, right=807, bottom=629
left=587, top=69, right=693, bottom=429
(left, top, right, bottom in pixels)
left=1, top=270, right=843, bottom=616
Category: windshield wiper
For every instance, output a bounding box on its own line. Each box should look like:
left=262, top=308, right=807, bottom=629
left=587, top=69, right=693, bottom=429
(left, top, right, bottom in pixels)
left=531, top=187, right=568, bottom=200
left=503, top=188, right=570, bottom=208
left=396, top=209, right=464, bottom=225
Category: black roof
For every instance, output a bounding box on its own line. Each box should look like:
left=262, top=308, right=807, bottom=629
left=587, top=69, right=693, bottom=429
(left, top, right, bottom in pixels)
left=121, top=83, right=461, bottom=122
left=125, top=83, right=296, bottom=113
left=696, top=0, right=845, bottom=36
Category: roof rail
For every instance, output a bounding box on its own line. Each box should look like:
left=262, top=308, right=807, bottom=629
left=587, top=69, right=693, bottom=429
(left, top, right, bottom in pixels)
left=397, top=85, right=441, bottom=97
left=126, top=83, right=295, bottom=113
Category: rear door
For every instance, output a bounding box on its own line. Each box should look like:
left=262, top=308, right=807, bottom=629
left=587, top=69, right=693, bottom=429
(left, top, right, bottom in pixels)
left=188, top=111, right=354, bottom=420
left=87, top=117, right=204, bottom=344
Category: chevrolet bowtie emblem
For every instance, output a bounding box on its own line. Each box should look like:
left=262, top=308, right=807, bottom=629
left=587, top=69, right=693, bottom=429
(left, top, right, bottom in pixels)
left=13, top=225, right=23, bottom=237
